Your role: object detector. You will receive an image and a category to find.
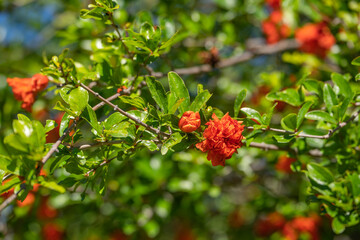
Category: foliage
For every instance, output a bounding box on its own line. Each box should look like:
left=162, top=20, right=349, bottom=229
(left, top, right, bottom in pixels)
left=1, top=0, right=360, bottom=239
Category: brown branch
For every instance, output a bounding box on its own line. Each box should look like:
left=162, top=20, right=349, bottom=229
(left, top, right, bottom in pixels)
left=109, top=13, right=131, bottom=56
left=0, top=184, right=26, bottom=212
left=85, top=156, right=117, bottom=177
left=80, top=83, right=170, bottom=138
left=248, top=142, right=323, bottom=157
left=144, top=39, right=300, bottom=78
left=64, top=140, right=125, bottom=150
left=64, top=138, right=161, bottom=151
left=246, top=109, right=360, bottom=139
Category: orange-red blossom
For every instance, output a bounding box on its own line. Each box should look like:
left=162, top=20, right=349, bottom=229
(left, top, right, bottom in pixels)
left=262, top=10, right=291, bottom=44
left=276, top=155, right=296, bottom=173
left=179, top=111, right=201, bottom=133
left=196, top=113, right=245, bottom=167
left=7, top=73, right=48, bottom=112
left=282, top=216, right=321, bottom=240
left=295, top=22, right=335, bottom=58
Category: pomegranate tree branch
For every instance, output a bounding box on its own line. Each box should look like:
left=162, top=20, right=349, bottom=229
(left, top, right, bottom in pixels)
left=85, top=156, right=117, bottom=177
left=145, top=39, right=300, bottom=78
left=246, top=108, right=360, bottom=139
left=0, top=184, right=26, bottom=213
left=80, top=83, right=170, bottom=138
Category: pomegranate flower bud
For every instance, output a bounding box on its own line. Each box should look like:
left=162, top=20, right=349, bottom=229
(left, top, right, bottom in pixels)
left=179, top=111, right=201, bottom=133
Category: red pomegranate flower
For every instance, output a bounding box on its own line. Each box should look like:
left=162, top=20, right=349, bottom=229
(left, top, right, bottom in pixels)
left=276, top=155, right=296, bottom=173
left=7, top=73, right=49, bottom=112
left=17, top=192, right=35, bottom=208
left=196, top=113, right=245, bottom=166
left=282, top=216, right=320, bottom=240
left=262, top=10, right=291, bottom=44
left=254, top=212, right=286, bottom=237
left=42, top=223, right=64, bottom=240
left=266, top=0, right=281, bottom=9
left=295, top=22, right=335, bottom=58
left=179, top=111, right=201, bottom=133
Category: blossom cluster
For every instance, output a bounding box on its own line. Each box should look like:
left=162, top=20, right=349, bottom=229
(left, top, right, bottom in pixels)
left=7, top=73, right=48, bottom=112
left=262, top=10, right=291, bottom=44
left=255, top=212, right=321, bottom=240
left=196, top=113, right=245, bottom=167
left=262, top=0, right=335, bottom=58
left=295, top=22, right=335, bottom=58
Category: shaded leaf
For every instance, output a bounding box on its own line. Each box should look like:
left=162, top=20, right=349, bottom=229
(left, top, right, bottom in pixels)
left=305, top=111, right=337, bottom=124
left=168, top=72, right=190, bottom=114
left=146, top=77, right=168, bottom=113
left=297, top=101, right=312, bottom=129
left=234, top=89, right=246, bottom=118
left=307, top=163, right=334, bottom=185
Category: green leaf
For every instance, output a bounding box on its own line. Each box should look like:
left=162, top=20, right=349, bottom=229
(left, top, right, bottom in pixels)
left=80, top=7, right=104, bottom=20
left=105, top=121, right=135, bottom=139
left=307, top=163, right=334, bottom=185
left=262, top=103, right=277, bottom=126
left=348, top=173, right=360, bottom=198
left=234, top=89, right=246, bottom=117
left=189, top=90, right=212, bottom=112
left=59, top=113, right=72, bottom=136
left=273, top=135, right=294, bottom=143
left=140, top=140, right=159, bottom=151
left=45, top=120, right=56, bottom=133
left=104, top=112, right=127, bottom=130
left=122, top=39, right=152, bottom=53
left=332, top=217, right=345, bottom=234
left=53, top=101, right=75, bottom=116
left=50, top=155, right=70, bottom=174
left=32, top=121, right=46, bottom=152
left=83, top=105, right=102, bottom=135
left=355, top=73, right=360, bottom=81
left=331, top=73, right=353, bottom=99
left=297, top=102, right=312, bottom=129
left=58, top=175, right=85, bottom=188
left=140, top=22, right=155, bottom=40
left=118, top=95, right=146, bottom=110
left=159, top=30, right=184, bottom=51
left=323, top=84, right=338, bottom=113
left=68, top=87, right=89, bottom=116
left=303, top=79, right=323, bottom=98
left=339, top=97, right=351, bottom=121
left=4, top=134, right=28, bottom=152
left=40, top=181, right=66, bottom=193
left=59, top=86, right=73, bottom=104
left=146, top=77, right=168, bottom=113
left=161, top=132, right=183, bottom=155
left=168, top=72, right=190, bottom=114
left=240, top=107, right=263, bottom=124
left=351, top=56, right=360, bottom=66
left=169, top=98, right=185, bottom=115
left=266, top=88, right=302, bottom=106
left=305, top=111, right=337, bottom=124
left=0, top=177, right=21, bottom=194
left=281, top=113, right=297, bottom=131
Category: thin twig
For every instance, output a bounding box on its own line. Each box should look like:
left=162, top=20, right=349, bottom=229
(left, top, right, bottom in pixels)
left=245, top=109, right=360, bottom=139
left=109, top=13, right=131, bottom=56
left=80, top=83, right=170, bottom=138
left=64, top=140, right=125, bottom=150
left=0, top=184, right=26, bottom=213
left=248, top=142, right=323, bottom=157
left=85, top=156, right=117, bottom=176
left=134, top=39, right=300, bottom=79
